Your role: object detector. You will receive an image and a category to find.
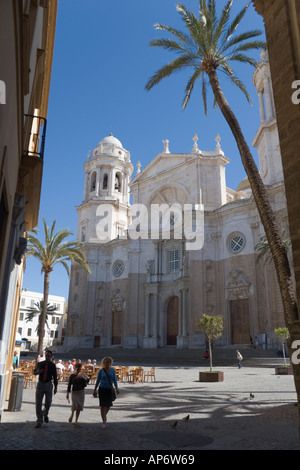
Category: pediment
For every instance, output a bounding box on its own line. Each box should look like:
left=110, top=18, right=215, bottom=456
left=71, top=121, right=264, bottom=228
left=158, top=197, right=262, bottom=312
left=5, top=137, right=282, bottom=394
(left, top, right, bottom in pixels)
left=150, top=184, right=190, bottom=205
left=131, top=153, right=192, bottom=186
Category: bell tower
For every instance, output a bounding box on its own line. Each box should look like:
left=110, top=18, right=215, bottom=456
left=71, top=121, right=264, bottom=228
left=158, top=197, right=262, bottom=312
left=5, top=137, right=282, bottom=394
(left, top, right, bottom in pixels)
left=252, top=49, right=284, bottom=186
left=77, top=134, right=133, bottom=244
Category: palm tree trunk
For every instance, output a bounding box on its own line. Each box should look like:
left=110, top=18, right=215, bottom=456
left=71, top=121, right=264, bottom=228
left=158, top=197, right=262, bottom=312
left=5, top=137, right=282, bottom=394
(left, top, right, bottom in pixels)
left=209, top=340, right=213, bottom=372
left=36, top=269, right=51, bottom=359
left=208, top=70, right=298, bottom=324
left=208, top=69, right=300, bottom=408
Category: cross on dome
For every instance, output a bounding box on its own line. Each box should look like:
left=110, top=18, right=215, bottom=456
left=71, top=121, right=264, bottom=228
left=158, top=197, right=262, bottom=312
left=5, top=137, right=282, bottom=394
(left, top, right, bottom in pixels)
left=192, top=134, right=200, bottom=153
left=215, top=134, right=221, bottom=150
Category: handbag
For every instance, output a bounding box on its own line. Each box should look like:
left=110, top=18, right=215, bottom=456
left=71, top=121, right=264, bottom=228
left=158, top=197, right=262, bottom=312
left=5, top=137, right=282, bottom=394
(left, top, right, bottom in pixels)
left=103, top=369, right=117, bottom=401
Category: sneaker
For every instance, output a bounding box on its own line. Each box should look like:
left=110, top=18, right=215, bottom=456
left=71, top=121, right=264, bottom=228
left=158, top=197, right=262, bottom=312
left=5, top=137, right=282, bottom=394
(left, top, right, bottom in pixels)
left=35, top=422, right=42, bottom=428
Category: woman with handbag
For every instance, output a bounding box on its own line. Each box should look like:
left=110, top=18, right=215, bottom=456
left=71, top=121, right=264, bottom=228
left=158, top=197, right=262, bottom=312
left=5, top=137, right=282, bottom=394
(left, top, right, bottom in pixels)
left=93, top=356, right=119, bottom=428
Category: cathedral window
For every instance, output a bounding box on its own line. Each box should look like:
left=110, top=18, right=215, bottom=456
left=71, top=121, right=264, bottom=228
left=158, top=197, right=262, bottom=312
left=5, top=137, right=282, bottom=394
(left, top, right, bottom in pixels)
left=103, top=174, right=108, bottom=190
left=115, top=172, right=121, bottom=192
left=170, top=213, right=176, bottom=226
left=228, top=232, right=245, bottom=254
left=81, top=226, right=86, bottom=242
left=90, top=171, right=96, bottom=191
left=169, top=249, right=179, bottom=273
left=112, top=260, right=124, bottom=277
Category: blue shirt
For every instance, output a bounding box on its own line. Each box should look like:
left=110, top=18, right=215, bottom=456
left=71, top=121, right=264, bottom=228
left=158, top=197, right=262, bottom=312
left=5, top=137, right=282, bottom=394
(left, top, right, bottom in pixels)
left=95, top=368, right=118, bottom=389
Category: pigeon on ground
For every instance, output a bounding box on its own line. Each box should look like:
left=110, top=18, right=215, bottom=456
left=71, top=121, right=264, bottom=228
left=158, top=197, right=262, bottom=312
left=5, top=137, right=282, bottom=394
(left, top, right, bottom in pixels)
left=250, top=393, right=255, bottom=399
left=170, top=421, right=177, bottom=429
left=182, top=415, right=190, bottom=421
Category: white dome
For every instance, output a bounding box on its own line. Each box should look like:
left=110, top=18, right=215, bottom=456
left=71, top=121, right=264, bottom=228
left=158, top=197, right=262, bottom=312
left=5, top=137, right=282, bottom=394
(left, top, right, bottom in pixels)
left=89, top=134, right=130, bottom=161
left=99, top=134, right=123, bottom=148
left=92, top=133, right=126, bottom=160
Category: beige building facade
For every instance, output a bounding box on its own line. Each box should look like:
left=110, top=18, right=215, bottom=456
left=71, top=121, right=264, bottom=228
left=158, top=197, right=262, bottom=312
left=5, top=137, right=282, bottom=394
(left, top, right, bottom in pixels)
left=0, top=0, right=57, bottom=419
left=64, top=56, right=289, bottom=352
left=253, top=0, right=300, bottom=325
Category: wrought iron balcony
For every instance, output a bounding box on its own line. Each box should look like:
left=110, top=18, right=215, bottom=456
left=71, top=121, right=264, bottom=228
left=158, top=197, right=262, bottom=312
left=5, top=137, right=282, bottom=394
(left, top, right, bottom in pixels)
left=19, top=114, right=47, bottom=230
left=23, top=114, right=47, bottom=160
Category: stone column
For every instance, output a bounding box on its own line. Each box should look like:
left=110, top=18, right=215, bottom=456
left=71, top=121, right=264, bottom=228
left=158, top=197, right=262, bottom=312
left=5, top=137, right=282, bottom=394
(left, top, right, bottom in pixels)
left=145, top=293, right=150, bottom=337
left=83, top=173, right=89, bottom=201
left=95, top=168, right=100, bottom=197
left=153, top=293, right=158, bottom=337
left=258, top=90, right=266, bottom=122
left=182, top=288, right=187, bottom=337
left=124, top=170, right=130, bottom=205
left=178, top=289, right=182, bottom=336
left=110, top=169, right=115, bottom=196
left=263, top=76, right=274, bottom=120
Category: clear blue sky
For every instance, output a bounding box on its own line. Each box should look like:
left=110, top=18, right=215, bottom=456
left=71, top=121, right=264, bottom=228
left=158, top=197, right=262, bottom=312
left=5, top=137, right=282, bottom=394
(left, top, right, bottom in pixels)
left=23, top=0, right=266, bottom=299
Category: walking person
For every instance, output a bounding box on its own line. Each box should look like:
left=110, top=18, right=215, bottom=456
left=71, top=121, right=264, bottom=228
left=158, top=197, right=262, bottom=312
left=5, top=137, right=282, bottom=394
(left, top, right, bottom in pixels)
left=93, top=356, right=119, bottom=429
left=34, top=350, right=58, bottom=428
left=12, top=351, right=19, bottom=369
left=236, top=349, right=243, bottom=369
left=55, top=359, right=65, bottom=379
left=66, top=362, right=89, bottom=425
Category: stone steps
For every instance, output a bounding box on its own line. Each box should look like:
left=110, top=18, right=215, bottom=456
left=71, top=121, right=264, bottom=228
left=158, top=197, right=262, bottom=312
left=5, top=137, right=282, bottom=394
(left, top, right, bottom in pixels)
left=61, top=346, right=286, bottom=368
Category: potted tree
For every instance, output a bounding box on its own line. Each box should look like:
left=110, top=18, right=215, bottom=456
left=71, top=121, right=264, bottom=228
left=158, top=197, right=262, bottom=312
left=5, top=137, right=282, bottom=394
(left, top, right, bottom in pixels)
left=274, top=327, right=293, bottom=375
left=197, top=314, right=224, bottom=382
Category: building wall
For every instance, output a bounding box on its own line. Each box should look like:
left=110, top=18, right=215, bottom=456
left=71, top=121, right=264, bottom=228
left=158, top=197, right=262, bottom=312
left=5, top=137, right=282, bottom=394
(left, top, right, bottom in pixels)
left=64, top=148, right=288, bottom=351
left=18, top=290, right=66, bottom=351
left=0, top=0, right=57, bottom=420
left=253, top=0, right=300, bottom=311
left=63, top=50, right=290, bottom=354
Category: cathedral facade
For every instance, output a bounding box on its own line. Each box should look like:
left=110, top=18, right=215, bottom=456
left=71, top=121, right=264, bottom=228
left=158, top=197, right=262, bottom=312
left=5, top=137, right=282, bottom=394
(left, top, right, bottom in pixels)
left=64, top=55, right=290, bottom=351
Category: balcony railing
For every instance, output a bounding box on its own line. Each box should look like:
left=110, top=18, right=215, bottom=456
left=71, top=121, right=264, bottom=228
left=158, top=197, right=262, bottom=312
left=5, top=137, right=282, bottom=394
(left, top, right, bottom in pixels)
left=23, top=114, right=47, bottom=160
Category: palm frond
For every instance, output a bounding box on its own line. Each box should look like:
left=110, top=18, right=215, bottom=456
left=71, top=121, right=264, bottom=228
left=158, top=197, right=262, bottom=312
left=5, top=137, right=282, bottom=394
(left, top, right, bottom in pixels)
left=227, top=53, right=258, bottom=69
left=230, top=40, right=267, bottom=54
left=200, top=0, right=216, bottom=37
left=146, top=0, right=265, bottom=107
left=223, top=3, right=249, bottom=43
left=177, top=3, right=207, bottom=51
left=25, top=301, right=57, bottom=324
left=226, top=73, right=252, bottom=104
left=201, top=74, right=208, bottom=115
left=153, top=23, right=192, bottom=45
left=222, top=30, right=263, bottom=52
left=149, top=38, right=189, bottom=54
left=26, top=220, right=90, bottom=274
left=146, top=54, right=196, bottom=90
left=255, top=231, right=291, bottom=265
left=213, top=0, right=233, bottom=48
left=218, top=55, right=253, bottom=104
left=183, top=67, right=203, bottom=110
left=58, top=260, right=71, bottom=276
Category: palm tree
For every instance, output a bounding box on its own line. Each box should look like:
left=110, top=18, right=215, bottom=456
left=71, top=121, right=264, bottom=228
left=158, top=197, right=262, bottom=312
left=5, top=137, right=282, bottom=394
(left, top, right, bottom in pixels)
left=25, top=301, right=58, bottom=333
left=255, top=230, right=291, bottom=265
left=26, top=219, right=90, bottom=357
left=146, top=1, right=298, bottom=346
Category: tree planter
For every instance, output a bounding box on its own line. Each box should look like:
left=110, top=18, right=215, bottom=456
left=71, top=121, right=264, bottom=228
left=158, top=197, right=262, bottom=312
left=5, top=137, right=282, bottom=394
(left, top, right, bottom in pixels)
left=275, top=366, right=293, bottom=375
left=199, top=371, right=224, bottom=382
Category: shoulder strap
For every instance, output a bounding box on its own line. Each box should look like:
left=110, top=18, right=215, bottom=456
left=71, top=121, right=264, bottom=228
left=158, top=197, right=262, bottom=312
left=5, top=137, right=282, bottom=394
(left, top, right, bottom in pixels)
left=103, top=368, right=112, bottom=386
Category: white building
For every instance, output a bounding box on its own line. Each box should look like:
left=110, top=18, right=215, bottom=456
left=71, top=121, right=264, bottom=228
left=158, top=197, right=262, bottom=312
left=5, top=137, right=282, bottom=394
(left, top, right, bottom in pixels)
left=64, top=54, right=290, bottom=352
left=18, top=289, right=66, bottom=351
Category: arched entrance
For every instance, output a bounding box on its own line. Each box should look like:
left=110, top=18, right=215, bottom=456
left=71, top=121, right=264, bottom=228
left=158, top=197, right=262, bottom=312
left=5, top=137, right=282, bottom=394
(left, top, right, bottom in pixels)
left=111, top=310, right=122, bottom=345
left=230, top=299, right=250, bottom=344
left=167, top=296, right=179, bottom=345
left=226, top=270, right=251, bottom=345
